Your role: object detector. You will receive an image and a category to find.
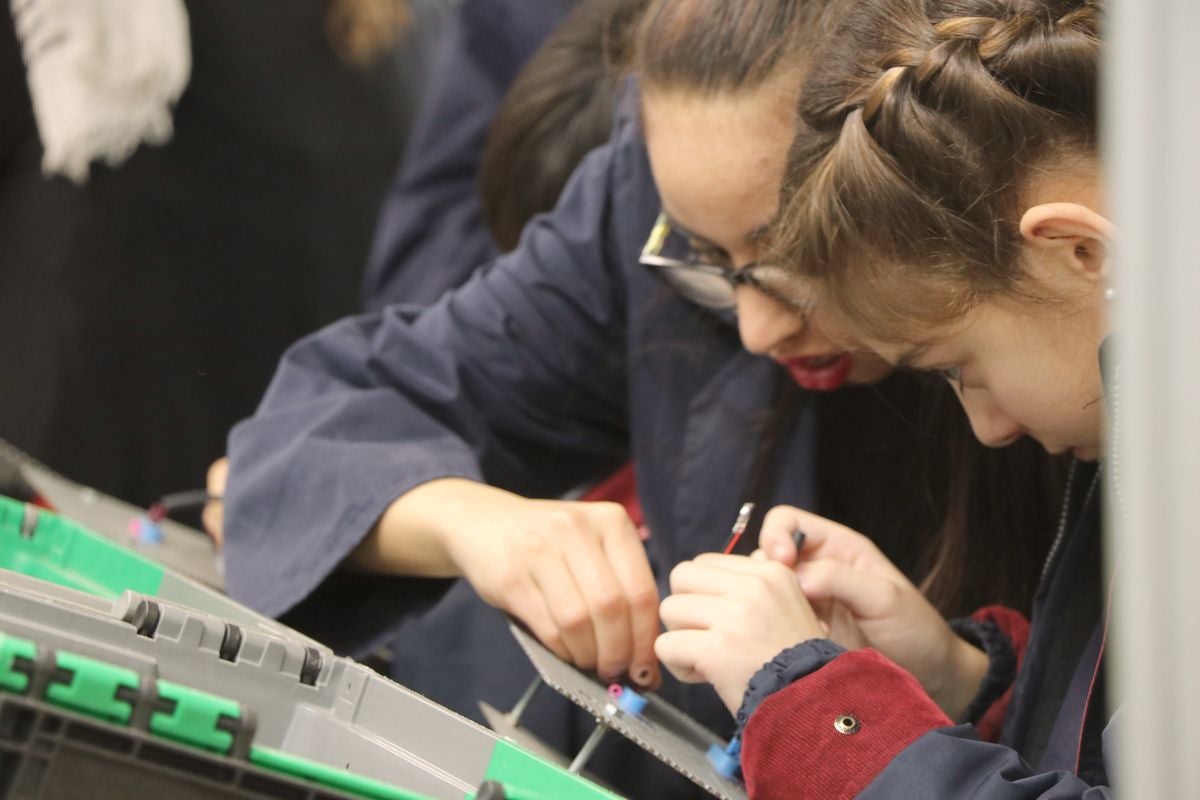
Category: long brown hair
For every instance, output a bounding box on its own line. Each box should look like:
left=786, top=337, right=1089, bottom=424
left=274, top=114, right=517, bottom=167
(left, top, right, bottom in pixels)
left=774, top=0, right=1102, bottom=344
left=757, top=0, right=1101, bottom=611
left=480, top=0, right=621, bottom=252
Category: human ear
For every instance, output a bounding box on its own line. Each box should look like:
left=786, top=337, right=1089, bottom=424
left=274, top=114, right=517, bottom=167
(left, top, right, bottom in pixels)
left=1019, top=202, right=1115, bottom=283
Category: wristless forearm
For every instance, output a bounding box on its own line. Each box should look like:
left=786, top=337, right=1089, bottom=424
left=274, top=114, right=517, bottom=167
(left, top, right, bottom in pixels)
left=345, top=477, right=490, bottom=577
left=928, top=636, right=989, bottom=720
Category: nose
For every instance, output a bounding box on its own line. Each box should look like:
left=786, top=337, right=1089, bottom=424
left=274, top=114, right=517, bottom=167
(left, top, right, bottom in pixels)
left=958, top=389, right=1024, bottom=448
left=735, top=286, right=803, bottom=356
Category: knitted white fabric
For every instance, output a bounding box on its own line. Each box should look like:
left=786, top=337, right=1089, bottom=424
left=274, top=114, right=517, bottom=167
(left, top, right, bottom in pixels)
left=10, top=0, right=191, bottom=183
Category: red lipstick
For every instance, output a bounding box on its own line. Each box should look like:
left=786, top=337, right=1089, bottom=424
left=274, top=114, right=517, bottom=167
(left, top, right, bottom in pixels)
left=782, top=354, right=854, bottom=391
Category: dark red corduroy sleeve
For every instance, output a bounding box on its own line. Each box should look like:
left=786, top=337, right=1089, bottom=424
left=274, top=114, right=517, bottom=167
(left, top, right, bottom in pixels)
left=969, top=605, right=1030, bottom=742
left=740, top=649, right=951, bottom=800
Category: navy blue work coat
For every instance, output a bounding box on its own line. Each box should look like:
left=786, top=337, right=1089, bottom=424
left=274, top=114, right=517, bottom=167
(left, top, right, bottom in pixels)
left=225, top=86, right=820, bottom=799
left=361, top=0, right=578, bottom=309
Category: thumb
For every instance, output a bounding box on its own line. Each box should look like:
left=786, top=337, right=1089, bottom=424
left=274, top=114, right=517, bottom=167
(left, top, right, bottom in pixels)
left=796, top=558, right=900, bottom=621
left=758, top=505, right=812, bottom=566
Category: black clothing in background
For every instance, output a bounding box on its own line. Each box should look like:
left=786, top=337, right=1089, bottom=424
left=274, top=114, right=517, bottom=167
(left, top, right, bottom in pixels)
left=0, top=1, right=418, bottom=505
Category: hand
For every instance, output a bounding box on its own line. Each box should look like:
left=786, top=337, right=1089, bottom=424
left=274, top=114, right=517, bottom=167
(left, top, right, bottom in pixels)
left=202, top=457, right=228, bottom=550
left=356, top=479, right=662, bottom=688
left=757, top=506, right=987, bottom=718
left=445, top=495, right=662, bottom=687
left=656, top=554, right=825, bottom=713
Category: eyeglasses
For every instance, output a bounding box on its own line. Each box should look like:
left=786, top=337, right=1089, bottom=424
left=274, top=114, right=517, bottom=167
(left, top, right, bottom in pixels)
left=638, top=213, right=812, bottom=318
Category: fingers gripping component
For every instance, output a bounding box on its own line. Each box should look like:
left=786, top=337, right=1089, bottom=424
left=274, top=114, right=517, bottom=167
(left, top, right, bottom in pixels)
left=509, top=622, right=749, bottom=800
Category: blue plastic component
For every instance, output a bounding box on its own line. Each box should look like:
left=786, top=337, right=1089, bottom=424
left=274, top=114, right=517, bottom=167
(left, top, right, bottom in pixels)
left=614, top=687, right=647, bottom=717
left=130, top=517, right=164, bottom=545
left=725, top=737, right=741, bottom=758
left=706, top=736, right=742, bottom=781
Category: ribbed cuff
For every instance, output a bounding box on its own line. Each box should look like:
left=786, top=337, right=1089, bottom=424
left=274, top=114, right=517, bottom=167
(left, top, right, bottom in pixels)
left=949, top=617, right=1017, bottom=724
left=735, top=639, right=847, bottom=735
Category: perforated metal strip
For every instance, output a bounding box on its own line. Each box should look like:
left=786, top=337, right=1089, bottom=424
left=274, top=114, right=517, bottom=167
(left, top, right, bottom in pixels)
left=508, top=622, right=748, bottom=800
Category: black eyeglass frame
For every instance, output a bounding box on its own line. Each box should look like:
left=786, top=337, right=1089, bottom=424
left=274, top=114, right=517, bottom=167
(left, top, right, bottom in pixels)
left=638, top=213, right=811, bottom=317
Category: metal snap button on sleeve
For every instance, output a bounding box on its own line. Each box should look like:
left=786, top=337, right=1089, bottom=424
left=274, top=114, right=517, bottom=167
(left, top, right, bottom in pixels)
left=834, top=714, right=861, bottom=735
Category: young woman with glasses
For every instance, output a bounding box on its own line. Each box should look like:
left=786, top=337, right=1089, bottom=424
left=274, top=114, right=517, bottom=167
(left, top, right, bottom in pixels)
left=221, top=1, right=1063, bottom=795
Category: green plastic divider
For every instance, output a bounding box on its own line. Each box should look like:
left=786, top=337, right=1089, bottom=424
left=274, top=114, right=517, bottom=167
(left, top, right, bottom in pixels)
left=250, top=745, right=434, bottom=800
left=0, top=501, right=576, bottom=800
left=0, top=496, right=164, bottom=599
left=0, top=631, right=36, bottom=693
left=469, top=740, right=624, bottom=800
left=46, top=650, right=139, bottom=724
left=151, top=679, right=239, bottom=754
left=2, top=634, right=432, bottom=800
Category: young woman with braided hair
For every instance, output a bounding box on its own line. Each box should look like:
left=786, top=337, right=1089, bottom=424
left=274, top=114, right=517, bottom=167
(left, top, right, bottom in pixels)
left=656, top=0, right=1118, bottom=797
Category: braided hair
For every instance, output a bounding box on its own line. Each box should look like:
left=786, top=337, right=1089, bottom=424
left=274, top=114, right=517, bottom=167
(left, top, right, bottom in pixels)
left=773, top=0, right=1103, bottom=344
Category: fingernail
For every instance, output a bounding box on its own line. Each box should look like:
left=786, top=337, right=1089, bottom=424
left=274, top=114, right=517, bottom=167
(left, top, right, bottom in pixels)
left=633, top=667, right=653, bottom=686
left=792, top=530, right=807, bottom=552
left=637, top=525, right=651, bottom=542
